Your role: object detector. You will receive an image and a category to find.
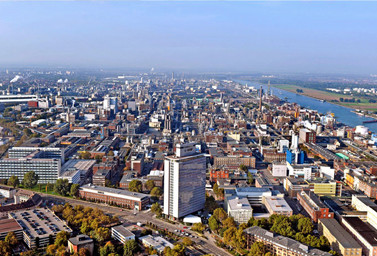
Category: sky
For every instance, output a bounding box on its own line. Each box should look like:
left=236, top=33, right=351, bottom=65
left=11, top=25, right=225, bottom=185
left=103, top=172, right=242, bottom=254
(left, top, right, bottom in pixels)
left=0, top=1, right=376, bottom=74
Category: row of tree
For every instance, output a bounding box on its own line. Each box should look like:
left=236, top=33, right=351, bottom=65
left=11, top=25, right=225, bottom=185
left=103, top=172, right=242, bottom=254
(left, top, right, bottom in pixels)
left=208, top=208, right=335, bottom=256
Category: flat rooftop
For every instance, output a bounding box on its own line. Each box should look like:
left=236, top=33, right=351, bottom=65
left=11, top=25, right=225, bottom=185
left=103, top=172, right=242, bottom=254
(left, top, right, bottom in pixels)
left=80, top=184, right=149, bottom=200
left=10, top=208, right=71, bottom=239
left=319, top=218, right=361, bottom=249
left=0, top=218, right=22, bottom=233
left=265, top=196, right=293, bottom=213
left=343, top=217, right=377, bottom=246
left=61, top=159, right=96, bottom=172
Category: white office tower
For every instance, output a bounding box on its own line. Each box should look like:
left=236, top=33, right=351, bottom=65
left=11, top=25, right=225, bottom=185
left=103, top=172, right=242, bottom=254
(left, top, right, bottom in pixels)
left=103, top=95, right=118, bottom=114
left=291, top=134, right=299, bottom=150
left=163, top=143, right=206, bottom=219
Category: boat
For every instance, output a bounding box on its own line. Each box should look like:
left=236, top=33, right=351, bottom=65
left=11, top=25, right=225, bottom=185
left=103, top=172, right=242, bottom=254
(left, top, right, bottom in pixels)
left=320, top=99, right=325, bottom=103
left=363, top=120, right=377, bottom=124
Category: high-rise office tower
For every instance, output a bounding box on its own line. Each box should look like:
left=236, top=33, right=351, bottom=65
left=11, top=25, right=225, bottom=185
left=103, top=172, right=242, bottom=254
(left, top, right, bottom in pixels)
left=163, top=143, right=206, bottom=219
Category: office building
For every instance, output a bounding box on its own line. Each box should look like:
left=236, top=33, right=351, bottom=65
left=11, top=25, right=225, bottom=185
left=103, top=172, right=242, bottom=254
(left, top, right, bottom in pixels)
left=227, top=196, right=253, bottom=224
left=342, top=217, right=377, bottom=256
left=140, top=235, right=174, bottom=253
left=264, top=196, right=293, bottom=216
left=79, top=184, right=150, bottom=211
left=297, top=190, right=334, bottom=222
left=111, top=225, right=135, bottom=244
left=299, top=128, right=316, bottom=144
left=351, top=195, right=377, bottom=231
left=163, top=143, right=206, bottom=219
left=318, top=218, right=362, bottom=256
left=68, top=235, right=94, bottom=256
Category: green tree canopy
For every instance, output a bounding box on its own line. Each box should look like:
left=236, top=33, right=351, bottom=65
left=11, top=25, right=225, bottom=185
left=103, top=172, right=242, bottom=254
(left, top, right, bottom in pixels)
left=123, top=239, right=139, bottom=256
left=145, top=180, right=155, bottom=191
left=23, top=171, right=39, bottom=188
left=151, top=202, right=163, bottom=217
left=54, top=231, right=70, bottom=247
left=248, top=241, right=267, bottom=256
left=54, top=179, right=71, bottom=196
left=70, top=183, right=80, bottom=197
left=128, top=180, right=142, bottom=193
left=213, top=207, right=228, bottom=222
left=7, top=175, right=19, bottom=188
left=5, top=231, right=18, bottom=246
left=150, top=187, right=162, bottom=199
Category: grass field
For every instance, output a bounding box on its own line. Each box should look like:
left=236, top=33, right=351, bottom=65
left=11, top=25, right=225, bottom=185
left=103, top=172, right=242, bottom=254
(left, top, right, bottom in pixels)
left=273, top=84, right=377, bottom=111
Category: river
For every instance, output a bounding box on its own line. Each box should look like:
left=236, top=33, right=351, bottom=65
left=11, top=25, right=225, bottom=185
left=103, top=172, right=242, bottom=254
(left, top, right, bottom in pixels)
left=237, top=80, right=377, bottom=134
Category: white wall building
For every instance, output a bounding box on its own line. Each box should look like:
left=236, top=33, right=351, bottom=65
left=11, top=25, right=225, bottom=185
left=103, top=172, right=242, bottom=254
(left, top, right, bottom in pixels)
left=227, top=196, right=253, bottom=224
left=163, top=143, right=206, bottom=219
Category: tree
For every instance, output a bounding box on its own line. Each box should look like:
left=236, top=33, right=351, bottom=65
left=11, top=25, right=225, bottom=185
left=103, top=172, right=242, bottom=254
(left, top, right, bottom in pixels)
left=70, top=183, right=80, bottom=197
left=123, top=239, right=139, bottom=256
left=248, top=241, right=267, bottom=256
left=107, top=150, right=114, bottom=157
left=145, top=180, right=155, bottom=191
left=78, top=248, right=91, bottom=256
left=191, top=223, right=205, bottom=233
left=54, top=231, right=70, bottom=247
left=0, top=240, right=11, bottom=256
left=213, top=208, right=228, bottom=222
left=93, top=227, right=111, bottom=243
left=208, top=216, right=219, bottom=231
left=297, top=217, right=313, bottom=235
left=128, top=180, right=142, bottom=193
left=80, top=151, right=91, bottom=159
left=46, top=244, right=58, bottom=255
left=247, top=171, right=254, bottom=185
left=23, top=171, right=39, bottom=188
left=5, top=231, right=18, bottom=246
left=223, top=217, right=236, bottom=229
left=7, top=175, right=19, bottom=188
left=54, top=179, right=70, bottom=196
left=239, top=164, right=248, bottom=172
left=150, top=187, right=162, bottom=199
left=205, top=195, right=219, bottom=213
left=100, top=242, right=116, bottom=256
left=151, top=202, right=163, bottom=217
left=182, top=237, right=193, bottom=246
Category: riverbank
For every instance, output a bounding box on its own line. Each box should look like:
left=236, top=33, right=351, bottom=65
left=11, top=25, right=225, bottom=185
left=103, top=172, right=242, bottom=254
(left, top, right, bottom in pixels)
left=271, top=84, right=377, bottom=112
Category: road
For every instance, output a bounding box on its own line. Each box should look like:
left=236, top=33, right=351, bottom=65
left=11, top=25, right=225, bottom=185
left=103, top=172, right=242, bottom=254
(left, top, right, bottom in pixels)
left=38, top=192, right=231, bottom=256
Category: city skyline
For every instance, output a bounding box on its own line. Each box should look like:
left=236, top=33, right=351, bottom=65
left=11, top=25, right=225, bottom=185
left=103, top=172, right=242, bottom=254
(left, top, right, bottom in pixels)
left=0, top=2, right=376, bottom=74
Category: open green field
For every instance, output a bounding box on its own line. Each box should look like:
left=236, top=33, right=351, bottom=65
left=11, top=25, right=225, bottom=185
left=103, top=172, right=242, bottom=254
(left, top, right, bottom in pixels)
left=273, top=84, right=377, bottom=112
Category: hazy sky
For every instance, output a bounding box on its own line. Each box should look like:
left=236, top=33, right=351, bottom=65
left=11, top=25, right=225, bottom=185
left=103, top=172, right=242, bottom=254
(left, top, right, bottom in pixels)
left=0, top=1, right=376, bottom=74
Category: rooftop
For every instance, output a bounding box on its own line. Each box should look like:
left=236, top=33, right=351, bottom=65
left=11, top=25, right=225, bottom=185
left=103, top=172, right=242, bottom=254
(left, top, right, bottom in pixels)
left=342, top=217, right=377, bottom=246
left=244, top=226, right=331, bottom=256
left=319, top=219, right=361, bottom=249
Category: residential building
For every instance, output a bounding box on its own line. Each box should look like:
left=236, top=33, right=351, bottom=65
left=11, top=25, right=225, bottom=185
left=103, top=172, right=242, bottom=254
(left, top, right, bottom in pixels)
left=244, top=226, right=331, bottom=256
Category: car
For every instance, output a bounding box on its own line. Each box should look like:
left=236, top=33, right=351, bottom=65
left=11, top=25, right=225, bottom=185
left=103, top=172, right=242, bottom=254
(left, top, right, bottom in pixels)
left=183, top=226, right=188, bottom=229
